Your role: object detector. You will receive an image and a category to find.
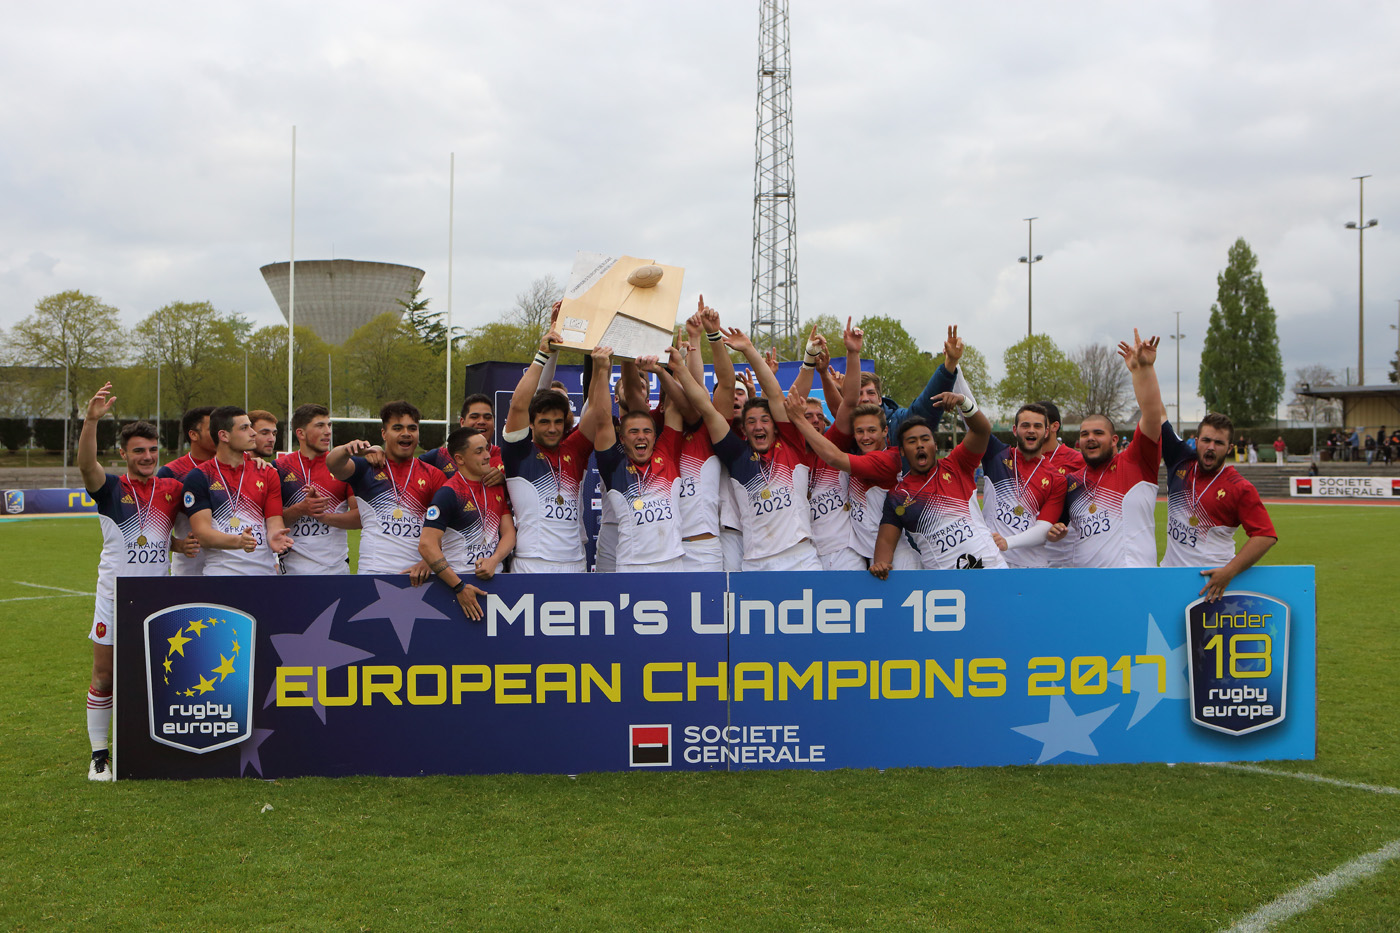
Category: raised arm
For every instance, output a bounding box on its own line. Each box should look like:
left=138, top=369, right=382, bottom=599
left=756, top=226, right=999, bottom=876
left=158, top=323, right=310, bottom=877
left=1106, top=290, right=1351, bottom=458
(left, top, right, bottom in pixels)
left=935, top=390, right=992, bottom=459
left=581, top=345, right=616, bottom=449
left=723, top=327, right=788, bottom=421
left=78, top=382, right=116, bottom=493
left=638, top=354, right=692, bottom=427
left=505, top=327, right=562, bottom=435
left=1119, top=329, right=1166, bottom=443
left=326, top=438, right=375, bottom=481
left=792, top=323, right=822, bottom=397
left=782, top=389, right=853, bottom=472
left=670, top=345, right=731, bottom=443
left=702, top=301, right=736, bottom=419
left=835, top=318, right=864, bottom=433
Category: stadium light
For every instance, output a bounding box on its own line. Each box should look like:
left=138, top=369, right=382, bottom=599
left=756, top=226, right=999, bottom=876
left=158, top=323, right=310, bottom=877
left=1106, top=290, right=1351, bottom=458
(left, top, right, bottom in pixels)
left=1346, top=176, right=1378, bottom=384
left=1168, top=312, right=1185, bottom=423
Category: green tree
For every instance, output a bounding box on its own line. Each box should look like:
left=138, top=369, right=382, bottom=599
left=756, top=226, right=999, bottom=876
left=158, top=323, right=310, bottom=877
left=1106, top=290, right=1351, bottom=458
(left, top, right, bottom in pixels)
left=399, top=287, right=452, bottom=354
left=1199, top=238, right=1285, bottom=425
left=11, top=290, right=126, bottom=447
left=244, top=325, right=332, bottom=421
left=929, top=344, right=992, bottom=404
left=510, top=276, right=564, bottom=335
left=853, top=315, right=938, bottom=405
left=340, top=313, right=439, bottom=414
left=458, top=321, right=538, bottom=365
left=132, top=301, right=242, bottom=414
left=994, top=334, right=1085, bottom=418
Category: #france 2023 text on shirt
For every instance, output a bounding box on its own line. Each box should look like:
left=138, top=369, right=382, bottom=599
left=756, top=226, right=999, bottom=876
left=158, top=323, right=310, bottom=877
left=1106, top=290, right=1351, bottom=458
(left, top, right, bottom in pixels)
left=500, top=428, right=594, bottom=562
left=1160, top=422, right=1277, bottom=568
left=181, top=459, right=284, bottom=576
left=276, top=451, right=354, bottom=574
left=712, top=421, right=814, bottom=561
left=347, top=456, right=446, bottom=574
left=880, top=441, right=1007, bottom=570
left=424, top=472, right=512, bottom=574
left=91, top=474, right=184, bottom=633
left=1062, top=429, right=1162, bottom=568
left=979, top=435, right=1068, bottom=569
left=596, top=426, right=685, bottom=568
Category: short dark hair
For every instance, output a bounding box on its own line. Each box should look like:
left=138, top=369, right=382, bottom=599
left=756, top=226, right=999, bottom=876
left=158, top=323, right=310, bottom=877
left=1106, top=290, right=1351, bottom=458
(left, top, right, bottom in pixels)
left=1014, top=402, right=1051, bottom=426
left=181, top=406, right=215, bottom=445
left=446, top=426, right=485, bottom=458
left=549, top=380, right=568, bottom=392
left=897, top=415, right=934, bottom=445
left=1081, top=413, right=1115, bottom=435
left=291, top=403, right=329, bottom=437
left=528, top=389, right=570, bottom=421
left=851, top=403, right=888, bottom=428
left=209, top=406, right=247, bottom=443
left=459, top=393, right=492, bottom=420
left=1199, top=412, right=1234, bottom=444
left=1035, top=400, right=1062, bottom=428
left=380, top=400, right=421, bottom=425
left=118, top=421, right=159, bottom=449
left=741, top=397, right=772, bottom=420
left=620, top=409, right=655, bottom=431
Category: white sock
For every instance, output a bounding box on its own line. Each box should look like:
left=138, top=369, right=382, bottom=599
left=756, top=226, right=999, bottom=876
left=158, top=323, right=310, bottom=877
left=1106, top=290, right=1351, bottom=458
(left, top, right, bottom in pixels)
left=86, top=688, right=112, bottom=753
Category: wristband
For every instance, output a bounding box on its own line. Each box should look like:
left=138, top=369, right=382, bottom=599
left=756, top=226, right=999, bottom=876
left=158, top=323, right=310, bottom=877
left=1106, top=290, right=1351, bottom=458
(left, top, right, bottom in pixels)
left=532, top=350, right=550, bottom=367
left=706, top=331, right=722, bottom=343
left=959, top=398, right=978, bottom=417
left=451, top=580, right=467, bottom=595
left=801, top=360, right=817, bottom=370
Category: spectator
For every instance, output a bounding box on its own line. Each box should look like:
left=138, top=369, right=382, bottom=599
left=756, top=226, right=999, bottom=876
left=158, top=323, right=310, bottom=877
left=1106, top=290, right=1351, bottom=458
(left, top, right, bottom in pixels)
left=1273, top=435, right=1287, bottom=467
left=1365, top=433, right=1376, bottom=465
left=1349, top=427, right=1362, bottom=463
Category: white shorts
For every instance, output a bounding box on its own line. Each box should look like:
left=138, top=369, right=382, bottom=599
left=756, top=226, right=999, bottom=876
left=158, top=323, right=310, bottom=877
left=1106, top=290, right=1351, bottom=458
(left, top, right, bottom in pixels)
left=90, top=596, right=114, bottom=646
left=681, top=537, right=725, bottom=573
left=512, top=556, right=588, bottom=574
left=742, top=539, right=823, bottom=573
left=617, top=556, right=686, bottom=574
left=819, top=547, right=868, bottom=571
left=721, top=528, right=744, bottom=572
left=594, top=522, right=618, bottom=573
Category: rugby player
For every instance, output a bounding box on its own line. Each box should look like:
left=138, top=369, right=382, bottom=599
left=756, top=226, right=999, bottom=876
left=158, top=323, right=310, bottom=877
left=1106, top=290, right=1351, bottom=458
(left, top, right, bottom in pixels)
left=1160, top=413, right=1277, bottom=600
left=673, top=326, right=821, bottom=571
left=276, top=404, right=360, bottom=575
left=181, top=406, right=292, bottom=575
left=419, top=427, right=507, bottom=620
left=158, top=406, right=215, bottom=575
left=1057, top=330, right=1167, bottom=568
left=871, top=390, right=1008, bottom=576
left=77, top=383, right=183, bottom=780
left=418, top=393, right=504, bottom=483
left=500, top=327, right=594, bottom=572
left=248, top=409, right=279, bottom=458
left=327, top=401, right=444, bottom=581
left=583, top=346, right=687, bottom=572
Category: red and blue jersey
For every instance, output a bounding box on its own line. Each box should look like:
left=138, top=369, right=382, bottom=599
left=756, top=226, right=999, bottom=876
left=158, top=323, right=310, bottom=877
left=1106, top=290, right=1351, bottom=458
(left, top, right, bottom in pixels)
left=158, top=452, right=209, bottom=576
left=424, top=472, right=512, bottom=573
left=347, top=456, right=446, bottom=574
left=500, top=429, right=594, bottom=561
left=181, top=458, right=284, bottom=575
left=881, top=442, right=1006, bottom=570
left=275, top=451, right=354, bottom=574
left=1160, top=422, right=1276, bottom=567
left=596, top=427, right=684, bottom=567
left=713, top=421, right=813, bottom=561
left=978, top=436, right=1067, bottom=568
left=91, top=473, right=183, bottom=595
left=1061, top=429, right=1161, bottom=568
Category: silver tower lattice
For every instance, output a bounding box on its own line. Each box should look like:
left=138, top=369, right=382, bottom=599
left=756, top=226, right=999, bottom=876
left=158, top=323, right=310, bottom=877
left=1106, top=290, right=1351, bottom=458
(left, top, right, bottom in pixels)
left=750, top=0, right=798, bottom=349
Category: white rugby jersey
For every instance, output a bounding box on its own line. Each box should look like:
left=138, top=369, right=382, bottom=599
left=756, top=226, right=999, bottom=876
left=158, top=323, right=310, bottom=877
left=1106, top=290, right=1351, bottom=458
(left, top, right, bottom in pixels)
left=807, top=425, right=852, bottom=557
left=500, top=427, right=594, bottom=562
left=181, top=459, right=283, bottom=576
left=596, top=428, right=684, bottom=568
left=158, top=453, right=210, bottom=576
left=676, top=425, right=721, bottom=538
left=712, top=421, right=813, bottom=561
left=347, top=456, right=446, bottom=574
left=92, top=474, right=183, bottom=603
left=978, top=436, right=1067, bottom=569
left=276, top=451, right=353, bottom=575
left=844, top=441, right=919, bottom=566
left=880, top=443, right=1007, bottom=570
left=1063, top=430, right=1161, bottom=568
left=1160, top=423, right=1276, bottom=568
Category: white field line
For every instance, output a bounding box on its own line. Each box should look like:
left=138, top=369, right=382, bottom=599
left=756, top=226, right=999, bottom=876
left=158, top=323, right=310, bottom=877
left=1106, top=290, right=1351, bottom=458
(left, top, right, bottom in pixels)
left=13, top=581, right=94, bottom=596
left=1206, top=762, right=1400, bottom=796
left=0, top=593, right=92, bottom=603
left=1223, top=837, right=1400, bottom=933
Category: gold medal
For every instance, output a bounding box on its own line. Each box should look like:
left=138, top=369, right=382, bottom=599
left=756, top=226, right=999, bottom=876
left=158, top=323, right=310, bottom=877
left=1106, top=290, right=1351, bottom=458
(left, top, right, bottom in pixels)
left=392, top=507, right=404, bottom=520
left=137, top=535, right=148, bottom=546
left=895, top=505, right=906, bottom=517
left=229, top=516, right=241, bottom=529
left=1188, top=515, right=1199, bottom=527
left=1088, top=502, right=1097, bottom=514
left=1013, top=505, right=1025, bottom=516
left=760, top=489, right=771, bottom=500
left=842, top=502, right=851, bottom=511
left=633, top=499, right=645, bottom=511
left=556, top=494, right=565, bottom=505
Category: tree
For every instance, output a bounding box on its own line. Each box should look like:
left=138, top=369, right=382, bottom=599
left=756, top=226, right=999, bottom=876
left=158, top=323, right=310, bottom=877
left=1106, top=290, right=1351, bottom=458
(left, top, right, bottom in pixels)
left=340, top=313, right=439, bottom=414
left=11, top=290, right=126, bottom=447
left=457, top=321, right=538, bottom=366
left=993, top=334, right=1085, bottom=419
left=1199, top=238, right=1285, bottom=425
left=244, top=325, right=332, bottom=422
left=852, top=315, right=939, bottom=406
left=1287, top=365, right=1343, bottom=427
left=399, top=287, right=452, bottom=354
left=509, top=275, right=564, bottom=335
left=132, top=301, right=242, bottom=413
left=1067, top=343, right=1132, bottom=423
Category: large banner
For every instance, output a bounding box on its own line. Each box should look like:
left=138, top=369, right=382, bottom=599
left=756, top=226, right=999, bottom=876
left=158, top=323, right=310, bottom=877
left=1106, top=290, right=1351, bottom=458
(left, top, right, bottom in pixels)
left=114, top=567, right=1315, bottom=780
left=2, top=487, right=96, bottom=517
left=1291, top=475, right=1400, bottom=498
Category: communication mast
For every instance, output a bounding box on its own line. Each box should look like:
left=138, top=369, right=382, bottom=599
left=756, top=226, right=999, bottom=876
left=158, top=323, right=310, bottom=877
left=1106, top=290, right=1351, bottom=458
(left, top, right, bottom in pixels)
left=750, top=0, right=799, bottom=349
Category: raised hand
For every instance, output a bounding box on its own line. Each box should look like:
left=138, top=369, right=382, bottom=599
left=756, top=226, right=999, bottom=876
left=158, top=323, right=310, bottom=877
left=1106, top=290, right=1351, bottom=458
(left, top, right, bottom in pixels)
left=783, top=387, right=807, bottom=422
left=943, top=325, right=964, bottom=370
left=930, top=391, right=966, bottom=412
left=843, top=316, right=863, bottom=354
left=664, top=345, right=686, bottom=371
left=591, top=344, right=613, bottom=365
left=540, top=328, right=563, bottom=354
left=550, top=300, right=562, bottom=325
left=699, top=299, right=721, bottom=335
left=362, top=445, right=387, bottom=468
left=737, top=367, right=758, bottom=400
left=720, top=326, right=753, bottom=355
left=635, top=353, right=662, bottom=374
left=764, top=346, right=780, bottom=374
left=86, top=383, right=117, bottom=421
left=811, top=333, right=831, bottom=372
left=1117, top=328, right=1160, bottom=371
left=685, top=310, right=703, bottom=342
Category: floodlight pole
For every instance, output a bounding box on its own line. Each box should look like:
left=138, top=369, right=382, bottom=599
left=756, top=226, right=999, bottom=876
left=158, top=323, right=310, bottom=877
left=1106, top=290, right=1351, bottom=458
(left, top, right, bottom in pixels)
left=287, top=126, right=297, bottom=449
left=1168, top=311, right=1185, bottom=424
left=1018, top=217, right=1043, bottom=396
left=1345, top=175, right=1377, bottom=385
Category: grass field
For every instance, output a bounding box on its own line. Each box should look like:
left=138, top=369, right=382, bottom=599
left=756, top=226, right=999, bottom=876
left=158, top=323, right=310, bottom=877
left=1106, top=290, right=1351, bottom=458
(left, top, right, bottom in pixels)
left=1, top=504, right=1397, bottom=931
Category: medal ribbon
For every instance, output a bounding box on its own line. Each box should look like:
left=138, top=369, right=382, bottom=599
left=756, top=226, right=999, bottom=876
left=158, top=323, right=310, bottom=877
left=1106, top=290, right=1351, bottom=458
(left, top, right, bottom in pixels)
left=541, top=449, right=567, bottom=503
left=1012, top=448, right=1044, bottom=513
left=297, top=451, right=322, bottom=498
left=1187, top=461, right=1229, bottom=522
left=387, top=457, right=417, bottom=514
left=211, top=460, right=247, bottom=529
left=123, top=475, right=153, bottom=541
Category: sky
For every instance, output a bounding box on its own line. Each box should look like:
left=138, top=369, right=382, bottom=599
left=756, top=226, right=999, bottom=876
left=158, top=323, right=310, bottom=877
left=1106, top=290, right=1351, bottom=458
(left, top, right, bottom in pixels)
left=4, top=0, right=1400, bottom=420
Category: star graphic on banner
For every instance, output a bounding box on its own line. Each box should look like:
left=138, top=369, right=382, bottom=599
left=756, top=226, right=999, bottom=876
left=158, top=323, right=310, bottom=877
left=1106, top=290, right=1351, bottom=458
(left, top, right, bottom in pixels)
left=239, top=728, right=275, bottom=778
left=212, top=654, right=236, bottom=682
left=1012, top=695, right=1119, bottom=764
left=193, top=674, right=217, bottom=695
left=346, top=579, right=450, bottom=653
left=263, top=600, right=373, bottom=724
left=167, top=629, right=192, bottom=657
left=1106, top=613, right=1189, bottom=728
left=186, top=617, right=208, bottom=637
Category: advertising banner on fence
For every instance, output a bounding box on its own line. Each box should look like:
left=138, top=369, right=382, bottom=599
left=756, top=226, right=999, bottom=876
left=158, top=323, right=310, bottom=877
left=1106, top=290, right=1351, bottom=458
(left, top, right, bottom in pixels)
left=114, top=566, right=1315, bottom=780
left=1290, top=476, right=1400, bottom=498
left=3, top=487, right=96, bottom=517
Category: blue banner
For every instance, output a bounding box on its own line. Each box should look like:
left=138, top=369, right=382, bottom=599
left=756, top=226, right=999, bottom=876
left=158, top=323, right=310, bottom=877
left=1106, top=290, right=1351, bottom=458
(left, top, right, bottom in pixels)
left=114, top=566, right=1315, bottom=780
left=2, top=487, right=96, bottom=517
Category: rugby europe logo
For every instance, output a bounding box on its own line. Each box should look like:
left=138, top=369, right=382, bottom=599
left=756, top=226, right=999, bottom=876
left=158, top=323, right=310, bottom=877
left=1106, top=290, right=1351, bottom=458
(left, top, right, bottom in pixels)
left=144, top=603, right=256, bottom=753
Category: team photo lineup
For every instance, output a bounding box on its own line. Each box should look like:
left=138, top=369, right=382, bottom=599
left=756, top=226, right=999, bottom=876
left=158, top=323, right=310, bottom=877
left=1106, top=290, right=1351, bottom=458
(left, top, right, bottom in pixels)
left=79, top=299, right=1278, bottom=782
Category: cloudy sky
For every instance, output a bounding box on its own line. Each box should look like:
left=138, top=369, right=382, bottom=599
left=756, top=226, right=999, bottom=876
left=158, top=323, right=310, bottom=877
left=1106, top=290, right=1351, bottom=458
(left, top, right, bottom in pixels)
left=4, top=1, right=1399, bottom=419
